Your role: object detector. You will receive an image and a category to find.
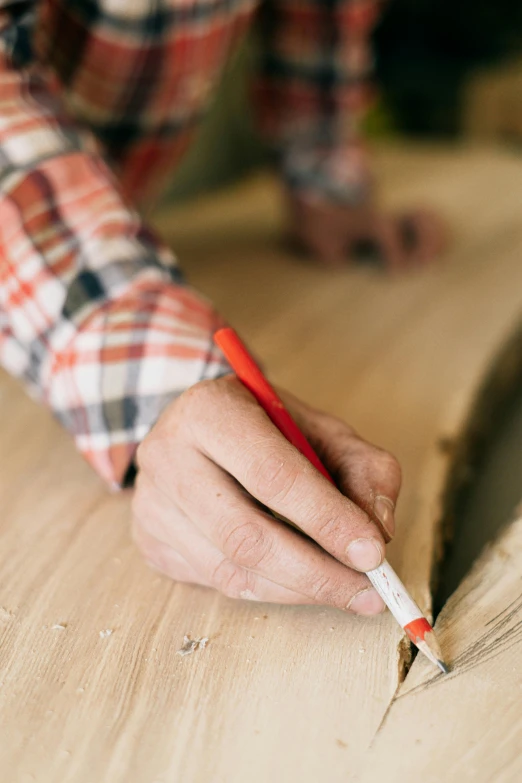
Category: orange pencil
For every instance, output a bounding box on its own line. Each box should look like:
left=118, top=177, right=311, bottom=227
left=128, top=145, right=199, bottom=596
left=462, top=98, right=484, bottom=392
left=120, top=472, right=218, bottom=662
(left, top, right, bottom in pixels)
left=214, top=327, right=449, bottom=674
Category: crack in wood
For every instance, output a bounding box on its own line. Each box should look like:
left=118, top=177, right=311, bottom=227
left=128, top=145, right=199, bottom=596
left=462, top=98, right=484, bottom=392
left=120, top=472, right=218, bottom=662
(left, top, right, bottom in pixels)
left=370, top=320, right=522, bottom=744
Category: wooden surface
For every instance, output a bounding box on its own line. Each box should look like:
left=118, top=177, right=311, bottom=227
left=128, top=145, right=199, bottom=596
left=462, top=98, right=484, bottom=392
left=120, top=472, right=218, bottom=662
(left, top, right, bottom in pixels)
left=2, top=145, right=522, bottom=782
left=355, top=511, right=522, bottom=783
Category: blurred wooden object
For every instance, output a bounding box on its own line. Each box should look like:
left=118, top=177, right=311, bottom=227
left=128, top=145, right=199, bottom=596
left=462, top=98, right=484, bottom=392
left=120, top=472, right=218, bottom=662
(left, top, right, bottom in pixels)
left=463, top=58, right=522, bottom=142
left=2, top=145, right=522, bottom=782
left=355, top=511, right=522, bottom=783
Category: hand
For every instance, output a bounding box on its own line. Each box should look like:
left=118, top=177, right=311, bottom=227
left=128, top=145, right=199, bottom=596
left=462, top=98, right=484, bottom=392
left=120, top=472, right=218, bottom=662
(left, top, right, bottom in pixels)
left=287, top=192, right=448, bottom=272
left=132, top=376, right=401, bottom=613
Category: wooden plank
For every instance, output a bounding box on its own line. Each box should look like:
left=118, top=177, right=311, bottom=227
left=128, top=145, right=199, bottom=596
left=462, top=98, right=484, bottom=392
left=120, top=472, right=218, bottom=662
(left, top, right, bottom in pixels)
left=2, top=145, right=522, bottom=781
left=355, top=512, right=522, bottom=783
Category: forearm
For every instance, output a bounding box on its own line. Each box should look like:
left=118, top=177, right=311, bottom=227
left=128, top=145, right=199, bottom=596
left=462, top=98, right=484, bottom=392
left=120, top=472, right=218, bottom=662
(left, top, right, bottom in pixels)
left=0, top=26, right=228, bottom=488
left=254, top=0, right=382, bottom=204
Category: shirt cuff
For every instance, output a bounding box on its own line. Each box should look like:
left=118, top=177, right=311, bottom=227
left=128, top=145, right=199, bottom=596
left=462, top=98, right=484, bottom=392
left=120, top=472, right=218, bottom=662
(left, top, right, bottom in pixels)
left=44, top=279, right=230, bottom=489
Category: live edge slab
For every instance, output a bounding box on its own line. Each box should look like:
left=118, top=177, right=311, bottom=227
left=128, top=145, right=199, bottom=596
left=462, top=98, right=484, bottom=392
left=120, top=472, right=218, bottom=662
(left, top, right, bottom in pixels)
left=2, top=144, right=522, bottom=783
left=355, top=512, right=522, bottom=783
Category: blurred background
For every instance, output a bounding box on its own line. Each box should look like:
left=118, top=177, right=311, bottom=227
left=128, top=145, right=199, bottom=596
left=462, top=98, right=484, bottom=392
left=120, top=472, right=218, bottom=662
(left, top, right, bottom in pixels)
left=166, top=0, right=522, bottom=202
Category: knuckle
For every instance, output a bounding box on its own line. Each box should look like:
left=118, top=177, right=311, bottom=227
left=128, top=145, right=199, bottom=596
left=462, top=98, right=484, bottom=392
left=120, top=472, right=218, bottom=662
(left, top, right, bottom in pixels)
left=320, top=414, right=357, bottom=439
left=314, top=512, right=346, bottom=542
left=376, top=449, right=402, bottom=484
left=221, top=520, right=270, bottom=570
left=309, top=573, right=341, bottom=605
left=247, top=450, right=299, bottom=504
left=177, top=378, right=229, bottom=443
left=179, top=379, right=215, bottom=416
left=211, top=558, right=252, bottom=599
left=346, top=441, right=402, bottom=495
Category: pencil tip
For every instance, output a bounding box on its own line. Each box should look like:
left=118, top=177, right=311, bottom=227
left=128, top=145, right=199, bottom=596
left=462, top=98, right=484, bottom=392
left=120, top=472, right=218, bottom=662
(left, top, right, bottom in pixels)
left=414, top=633, right=450, bottom=674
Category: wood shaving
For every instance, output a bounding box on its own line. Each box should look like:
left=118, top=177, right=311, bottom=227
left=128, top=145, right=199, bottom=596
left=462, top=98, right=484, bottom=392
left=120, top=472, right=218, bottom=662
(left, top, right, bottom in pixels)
left=99, top=629, right=113, bottom=639
left=177, top=635, right=209, bottom=657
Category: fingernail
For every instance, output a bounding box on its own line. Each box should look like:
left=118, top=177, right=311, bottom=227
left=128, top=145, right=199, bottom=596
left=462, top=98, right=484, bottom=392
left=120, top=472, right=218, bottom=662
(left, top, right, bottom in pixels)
left=347, top=588, right=385, bottom=615
left=346, top=538, right=383, bottom=571
left=374, top=495, right=395, bottom=539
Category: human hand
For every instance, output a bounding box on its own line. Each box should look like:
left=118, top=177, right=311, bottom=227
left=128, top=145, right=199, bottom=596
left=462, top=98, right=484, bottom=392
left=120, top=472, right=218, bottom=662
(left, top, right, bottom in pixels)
left=132, top=376, right=401, bottom=613
left=287, top=192, right=448, bottom=272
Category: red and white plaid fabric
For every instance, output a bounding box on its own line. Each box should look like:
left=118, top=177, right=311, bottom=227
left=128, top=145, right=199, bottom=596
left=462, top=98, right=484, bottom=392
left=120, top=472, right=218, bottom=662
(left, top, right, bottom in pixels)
left=0, top=0, right=380, bottom=487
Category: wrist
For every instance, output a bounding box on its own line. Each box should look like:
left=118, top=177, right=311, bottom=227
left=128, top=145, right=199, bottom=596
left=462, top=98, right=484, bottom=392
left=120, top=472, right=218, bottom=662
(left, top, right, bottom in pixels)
left=281, top=140, right=374, bottom=208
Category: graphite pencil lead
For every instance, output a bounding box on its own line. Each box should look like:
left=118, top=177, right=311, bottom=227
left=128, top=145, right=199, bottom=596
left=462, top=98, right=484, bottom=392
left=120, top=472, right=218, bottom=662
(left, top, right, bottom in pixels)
left=414, top=628, right=449, bottom=673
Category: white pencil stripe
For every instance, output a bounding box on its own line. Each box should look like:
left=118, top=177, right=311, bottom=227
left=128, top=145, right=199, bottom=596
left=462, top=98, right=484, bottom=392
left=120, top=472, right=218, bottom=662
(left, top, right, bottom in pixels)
left=367, top=560, right=424, bottom=629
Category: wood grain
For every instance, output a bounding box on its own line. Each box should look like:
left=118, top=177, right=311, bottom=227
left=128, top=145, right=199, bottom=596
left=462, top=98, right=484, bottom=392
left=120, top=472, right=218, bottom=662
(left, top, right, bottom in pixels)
left=2, top=145, right=522, bottom=782
left=355, top=512, right=522, bottom=783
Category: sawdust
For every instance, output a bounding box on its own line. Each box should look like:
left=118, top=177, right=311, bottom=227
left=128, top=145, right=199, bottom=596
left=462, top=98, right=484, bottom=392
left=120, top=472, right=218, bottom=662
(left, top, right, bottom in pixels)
left=99, top=629, right=113, bottom=639
left=177, top=635, right=209, bottom=657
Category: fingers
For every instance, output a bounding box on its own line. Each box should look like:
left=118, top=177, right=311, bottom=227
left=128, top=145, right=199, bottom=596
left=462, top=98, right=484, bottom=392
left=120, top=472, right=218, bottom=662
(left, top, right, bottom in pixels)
left=288, top=400, right=401, bottom=542
left=362, top=213, right=434, bottom=273
left=132, top=475, right=383, bottom=611
left=135, top=376, right=403, bottom=613
left=178, top=380, right=387, bottom=574
left=144, top=457, right=382, bottom=610
left=399, top=208, right=449, bottom=265
left=286, top=195, right=356, bottom=269
left=370, top=214, right=408, bottom=273
left=135, top=526, right=322, bottom=606
left=134, top=525, right=210, bottom=586
left=280, top=391, right=401, bottom=542
left=345, top=210, right=448, bottom=273
left=286, top=190, right=448, bottom=272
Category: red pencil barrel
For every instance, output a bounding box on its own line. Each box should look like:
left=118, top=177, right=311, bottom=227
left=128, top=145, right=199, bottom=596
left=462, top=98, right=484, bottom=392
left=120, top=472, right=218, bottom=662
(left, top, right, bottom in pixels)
left=214, top=327, right=334, bottom=484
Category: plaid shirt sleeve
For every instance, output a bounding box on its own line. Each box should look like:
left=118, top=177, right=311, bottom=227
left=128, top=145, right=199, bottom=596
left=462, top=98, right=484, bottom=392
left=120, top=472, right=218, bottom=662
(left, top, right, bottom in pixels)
left=0, top=4, right=229, bottom=489
left=255, top=0, right=382, bottom=205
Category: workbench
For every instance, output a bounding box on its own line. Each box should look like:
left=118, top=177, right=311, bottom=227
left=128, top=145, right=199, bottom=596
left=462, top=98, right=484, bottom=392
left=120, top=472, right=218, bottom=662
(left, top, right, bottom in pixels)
left=2, top=145, right=522, bottom=782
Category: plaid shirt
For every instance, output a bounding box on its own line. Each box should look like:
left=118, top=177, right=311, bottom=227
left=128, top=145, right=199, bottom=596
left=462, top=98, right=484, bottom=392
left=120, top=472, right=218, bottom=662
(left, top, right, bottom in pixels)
left=0, top=0, right=379, bottom=488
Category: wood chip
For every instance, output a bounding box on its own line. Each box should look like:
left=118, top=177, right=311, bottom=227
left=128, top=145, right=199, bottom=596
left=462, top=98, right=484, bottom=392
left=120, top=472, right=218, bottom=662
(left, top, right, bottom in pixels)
left=176, top=635, right=209, bottom=657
